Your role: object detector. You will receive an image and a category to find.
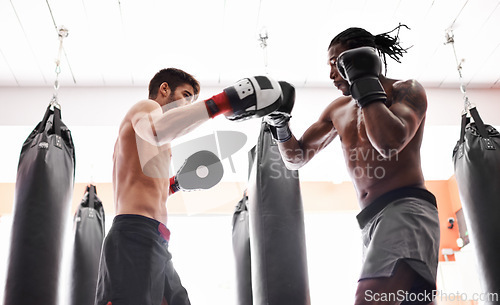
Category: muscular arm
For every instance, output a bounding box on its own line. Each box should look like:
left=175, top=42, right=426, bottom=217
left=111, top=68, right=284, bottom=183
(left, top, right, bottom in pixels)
left=132, top=100, right=210, bottom=146
left=362, top=80, right=427, bottom=158
left=278, top=102, right=338, bottom=170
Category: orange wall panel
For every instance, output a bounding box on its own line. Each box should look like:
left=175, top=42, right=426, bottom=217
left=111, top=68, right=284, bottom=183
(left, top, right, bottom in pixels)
left=447, top=176, right=463, bottom=213
left=1, top=178, right=465, bottom=264
left=426, top=180, right=461, bottom=261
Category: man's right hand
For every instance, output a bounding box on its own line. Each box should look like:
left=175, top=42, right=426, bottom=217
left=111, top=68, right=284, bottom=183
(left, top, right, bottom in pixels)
left=336, top=46, right=387, bottom=107
left=169, top=150, right=223, bottom=194
left=204, top=76, right=283, bottom=121
left=264, top=81, right=295, bottom=143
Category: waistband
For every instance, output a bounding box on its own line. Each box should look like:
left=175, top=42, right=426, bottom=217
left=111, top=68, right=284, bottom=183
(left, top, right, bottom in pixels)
left=113, top=214, right=171, bottom=242
left=356, top=187, right=437, bottom=229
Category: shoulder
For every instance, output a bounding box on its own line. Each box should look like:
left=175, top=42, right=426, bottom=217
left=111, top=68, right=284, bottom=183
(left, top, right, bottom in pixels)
left=391, top=79, right=427, bottom=115
left=320, top=96, right=351, bottom=121
left=392, top=79, right=426, bottom=100
left=126, top=99, right=161, bottom=122
left=131, top=99, right=161, bottom=113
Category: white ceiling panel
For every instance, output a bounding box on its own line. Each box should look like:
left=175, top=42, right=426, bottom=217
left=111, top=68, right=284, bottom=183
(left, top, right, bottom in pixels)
left=1, top=0, right=500, bottom=89
left=11, top=0, right=62, bottom=84
left=46, top=0, right=103, bottom=86
left=471, top=43, right=500, bottom=88
left=445, top=1, right=499, bottom=85
left=1, top=0, right=500, bottom=186
left=83, top=0, right=133, bottom=85
left=0, top=48, right=17, bottom=86
left=0, top=0, right=47, bottom=86
left=463, top=1, right=500, bottom=87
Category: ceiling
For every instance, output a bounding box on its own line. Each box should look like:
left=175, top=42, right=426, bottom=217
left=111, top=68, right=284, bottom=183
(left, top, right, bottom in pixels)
left=1, top=0, right=500, bottom=185
left=0, top=0, right=499, bottom=89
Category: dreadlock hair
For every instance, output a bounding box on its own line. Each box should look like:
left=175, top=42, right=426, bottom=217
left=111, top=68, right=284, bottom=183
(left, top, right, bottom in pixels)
left=328, top=24, right=411, bottom=74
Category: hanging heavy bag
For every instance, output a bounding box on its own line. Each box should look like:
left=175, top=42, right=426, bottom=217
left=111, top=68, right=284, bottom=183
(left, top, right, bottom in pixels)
left=232, top=192, right=253, bottom=305
left=452, top=106, right=500, bottom=301
left=4, top=105, right=75, bottom=305
left=247, top=122, right=310, bottom=305
left=231, top=147, right=256, bottom=305
left=70, top=184, right=105, bottom=305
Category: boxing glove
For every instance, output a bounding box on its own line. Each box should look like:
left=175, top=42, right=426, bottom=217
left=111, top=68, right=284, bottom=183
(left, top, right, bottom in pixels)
left=169, top=150, right=224, bottom=194
left=204, top=76, right=283, bottom=121
left=264, top=81, right=295, bottom=142
left=336, top=46, right=387, bottom=107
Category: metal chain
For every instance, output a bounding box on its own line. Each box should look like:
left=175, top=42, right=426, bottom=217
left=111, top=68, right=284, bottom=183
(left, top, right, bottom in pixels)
left=444, top=29, right=473, bottom=114
left=50, top=26, right=69, bottom=109
left=258, top=27, right=269, bottom=74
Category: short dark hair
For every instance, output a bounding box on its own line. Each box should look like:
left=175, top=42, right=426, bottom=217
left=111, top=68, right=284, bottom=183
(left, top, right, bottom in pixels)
left=328, top=24, right=410, bottom=73
left=148, top=68, right=200, bottom=99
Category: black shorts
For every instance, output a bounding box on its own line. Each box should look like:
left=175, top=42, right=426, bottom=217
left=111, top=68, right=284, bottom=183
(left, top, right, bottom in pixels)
left=356, top=187, right=440, bottom=305
left=95, top=214, right=190, bottom=305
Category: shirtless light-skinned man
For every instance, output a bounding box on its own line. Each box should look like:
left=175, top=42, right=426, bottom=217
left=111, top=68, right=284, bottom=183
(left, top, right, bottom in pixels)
left=95, top=68, right=283, bottom=305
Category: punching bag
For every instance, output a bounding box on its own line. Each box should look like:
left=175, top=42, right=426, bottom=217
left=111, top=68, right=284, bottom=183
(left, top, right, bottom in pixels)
left=247, top=121, right=310, bottom=305
left=232, top=191, right=253, bottom=305
left=232, top=148, right=256, bottom=305
left=4, top=105, right=75, bottom=305
left=70, top=184, right=105, bottom=305
left=452, top=106, right=500, bottom=301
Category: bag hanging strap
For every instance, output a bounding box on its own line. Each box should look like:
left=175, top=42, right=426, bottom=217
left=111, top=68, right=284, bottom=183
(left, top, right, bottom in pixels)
left=53, top=107, right=62, bottom=137
left=469, top=107, right=496, bottom=150
left=87, top=184, right=96, bottom=218
left=89, top=185, right=96, bottom=210
left=37, top=106, right=53, bottom=134
left=237, top=191, right=248, bottom=212
left=36, top=105, right=62, bottom=136
left=468, top=107, right=489, bottom=139
left=458, top=113, right=469, bottom=145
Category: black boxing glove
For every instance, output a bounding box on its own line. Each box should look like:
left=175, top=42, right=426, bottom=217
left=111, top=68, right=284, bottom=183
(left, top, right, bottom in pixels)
left=336, top=46, right=387, bottom=107
left=264, top=81, right=295, bottom=142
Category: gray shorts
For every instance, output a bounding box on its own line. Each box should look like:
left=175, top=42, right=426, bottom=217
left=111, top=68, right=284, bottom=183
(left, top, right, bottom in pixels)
left=356, top=187, right=440, bottom=305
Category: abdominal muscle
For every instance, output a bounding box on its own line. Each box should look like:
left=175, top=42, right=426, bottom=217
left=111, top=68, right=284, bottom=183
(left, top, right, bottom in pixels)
left=113, top=120, right=170, bottom=225
left=342, top=139, right=425, bottom=209
left=333, top=101, right=426, bottom=209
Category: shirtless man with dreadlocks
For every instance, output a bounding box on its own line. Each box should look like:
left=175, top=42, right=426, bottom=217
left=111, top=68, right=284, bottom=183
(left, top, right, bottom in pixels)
left=265, top=25, right=440, bottom=305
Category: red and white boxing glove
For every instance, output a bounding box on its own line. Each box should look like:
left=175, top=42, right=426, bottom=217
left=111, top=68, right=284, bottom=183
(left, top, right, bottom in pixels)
left=204, top=76, right=283, bottom=121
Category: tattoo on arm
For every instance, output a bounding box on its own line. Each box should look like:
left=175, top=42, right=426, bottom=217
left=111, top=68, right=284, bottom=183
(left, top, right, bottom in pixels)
left=393, top=81, right=426, bottom=117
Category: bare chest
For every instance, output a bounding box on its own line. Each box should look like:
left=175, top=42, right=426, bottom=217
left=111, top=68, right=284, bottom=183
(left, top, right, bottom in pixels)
left=330, top=102, right=369, bottom=149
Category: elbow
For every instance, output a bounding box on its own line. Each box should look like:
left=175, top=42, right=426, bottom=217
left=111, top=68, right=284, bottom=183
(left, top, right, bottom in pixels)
left=283, top=159, right=304, bottom=171
left=378, top=147, right=400, bottom=159
left=276, top=140, right=309, bottom=170
left=377, top=138, right=406, bottom=158
left=282, top=152, right=309, bottom=170
left=375, top=125, right=409, bottom=158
